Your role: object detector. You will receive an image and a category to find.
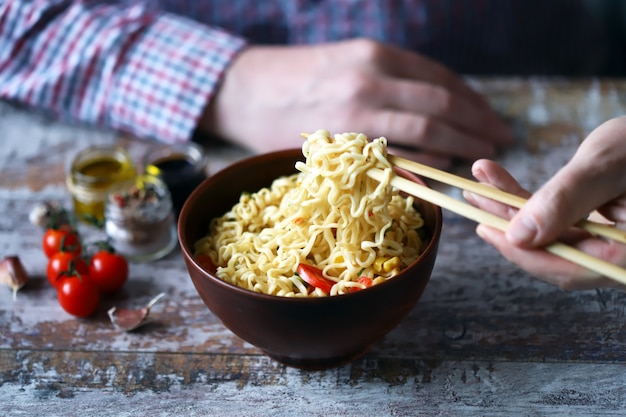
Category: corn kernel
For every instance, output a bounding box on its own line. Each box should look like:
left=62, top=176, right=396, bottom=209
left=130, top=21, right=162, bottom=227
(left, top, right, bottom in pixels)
left=373, top=257, right=386, bottom=273
left=382, top=256, right=400, bottom=272
left=372, top=276, right=386, bottom=285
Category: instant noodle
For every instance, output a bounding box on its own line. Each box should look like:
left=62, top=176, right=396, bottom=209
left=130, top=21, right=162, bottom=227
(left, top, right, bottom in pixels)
left=194, top=130, right=428, bottom=297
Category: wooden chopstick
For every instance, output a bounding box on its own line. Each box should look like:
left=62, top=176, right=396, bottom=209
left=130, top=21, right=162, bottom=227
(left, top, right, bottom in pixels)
left=388, top=155, right=626, bottom=245
left=366, top=168, right=626, bottom=286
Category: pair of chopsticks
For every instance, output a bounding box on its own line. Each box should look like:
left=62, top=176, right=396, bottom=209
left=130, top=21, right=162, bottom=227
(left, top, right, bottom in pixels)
left=366, top=155, right=626, bottom=286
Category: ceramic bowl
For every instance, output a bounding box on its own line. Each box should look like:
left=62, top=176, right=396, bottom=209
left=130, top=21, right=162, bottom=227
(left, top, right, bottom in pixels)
left=178, top=149, right=442, bottom=369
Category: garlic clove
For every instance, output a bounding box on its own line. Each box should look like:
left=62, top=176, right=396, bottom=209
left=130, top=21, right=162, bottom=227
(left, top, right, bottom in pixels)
left=29, top=201, right=71, bottom=229
left=0, top=256, right=29, bottom=301
left=107, top=292, right=165, bottom=332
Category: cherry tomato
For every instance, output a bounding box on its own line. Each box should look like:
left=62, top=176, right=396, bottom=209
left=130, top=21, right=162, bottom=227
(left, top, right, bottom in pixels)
left=57, top=274, right=100, bottom=318
left=89, top=249, right=129, bottom=293
left=46, top=252, right=89, bottom=288
left=42, top=226, right=81, bottom=259
left=296, top=263, right=335, bottom=294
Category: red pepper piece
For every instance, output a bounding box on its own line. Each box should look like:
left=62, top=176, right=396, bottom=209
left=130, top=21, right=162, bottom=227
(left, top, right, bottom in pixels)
left=296, top=263, right=335, bottom=294
left=348, top=276, right=373, bottom=293
left=357, top=276, right=373, bottom=288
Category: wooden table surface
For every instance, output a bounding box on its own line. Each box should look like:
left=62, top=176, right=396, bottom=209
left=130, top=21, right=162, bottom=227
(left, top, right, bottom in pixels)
left=2, top=78, right=626, bottom=417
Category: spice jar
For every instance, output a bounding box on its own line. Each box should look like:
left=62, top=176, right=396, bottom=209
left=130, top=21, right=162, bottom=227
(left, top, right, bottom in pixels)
left=66, top=146, right=136, bottom=225
left=143, top=142, right=208, bottom=216
left=104, top=175, right=177, bottom=262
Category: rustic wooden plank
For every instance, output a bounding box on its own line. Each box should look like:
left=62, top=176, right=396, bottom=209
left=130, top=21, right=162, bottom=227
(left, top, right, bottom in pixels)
left=2, top=350, right=626, bottom=416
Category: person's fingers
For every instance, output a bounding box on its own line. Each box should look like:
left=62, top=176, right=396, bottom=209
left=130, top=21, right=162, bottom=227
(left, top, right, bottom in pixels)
left=597, top=196, right=626, bottom=225
left=467, top=158, right=586, bottom=241
left=471, top=159, right=531, bottom=198
left=373, top=41, right=489, bottom=108
left=368, top=77, right=513, bottom=147
left=476, top=224, right=624, bottom=290
left=506, top=163, right=619, bottom=248
left=462, top=159, right=529, bottom=220
left=470, top=159, right=612, bottom=247
left=354, top=109, right=498, bottom=160
left=465, top=186, right=594, bottom=244
left=463, top=190, right=519, bottom=221
left=506, top=118, right=626, bottom=247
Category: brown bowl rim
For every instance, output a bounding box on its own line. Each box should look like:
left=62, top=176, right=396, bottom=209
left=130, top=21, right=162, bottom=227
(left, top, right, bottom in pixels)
left=178, top=148, right=442, bottom=305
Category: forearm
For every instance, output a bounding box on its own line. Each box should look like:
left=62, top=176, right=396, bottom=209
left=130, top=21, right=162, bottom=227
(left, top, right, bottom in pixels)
left=0, top=0, right=246, bottom=143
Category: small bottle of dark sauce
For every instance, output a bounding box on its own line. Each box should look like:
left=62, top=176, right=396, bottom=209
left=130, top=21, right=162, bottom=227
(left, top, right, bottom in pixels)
left=143, top=143, right=208, bottom=216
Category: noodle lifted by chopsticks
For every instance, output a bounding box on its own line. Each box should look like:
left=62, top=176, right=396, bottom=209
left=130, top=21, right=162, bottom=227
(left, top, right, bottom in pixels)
left=194, top=130, right=427, bottom=297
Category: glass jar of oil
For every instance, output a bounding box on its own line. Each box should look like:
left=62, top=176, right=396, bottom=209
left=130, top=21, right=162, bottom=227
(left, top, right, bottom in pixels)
left=66, top=146, right=136, bottom=225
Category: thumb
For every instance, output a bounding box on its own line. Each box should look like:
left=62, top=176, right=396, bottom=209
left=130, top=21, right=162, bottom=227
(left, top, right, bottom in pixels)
left=505, top=164, right=608, bottom=248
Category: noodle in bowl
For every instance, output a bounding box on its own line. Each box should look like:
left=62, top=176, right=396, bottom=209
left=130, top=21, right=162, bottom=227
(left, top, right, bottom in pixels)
left=193, top=130, right=429, bottom=297
left=178, top=132, right=442, bottom=369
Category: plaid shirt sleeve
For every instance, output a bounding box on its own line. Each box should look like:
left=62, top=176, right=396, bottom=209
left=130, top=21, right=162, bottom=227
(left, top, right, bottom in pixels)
left=0, top=0, right=247, bottom=143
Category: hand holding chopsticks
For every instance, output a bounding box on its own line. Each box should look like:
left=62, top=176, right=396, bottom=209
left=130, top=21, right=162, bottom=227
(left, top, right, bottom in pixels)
left=388, top=155, right=626, bottom=245
left=368, top=156, right=626, bottom=286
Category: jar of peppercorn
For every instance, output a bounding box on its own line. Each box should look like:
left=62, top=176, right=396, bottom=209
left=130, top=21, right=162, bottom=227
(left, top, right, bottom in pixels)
left=104, top=175, right=177, bottom=262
